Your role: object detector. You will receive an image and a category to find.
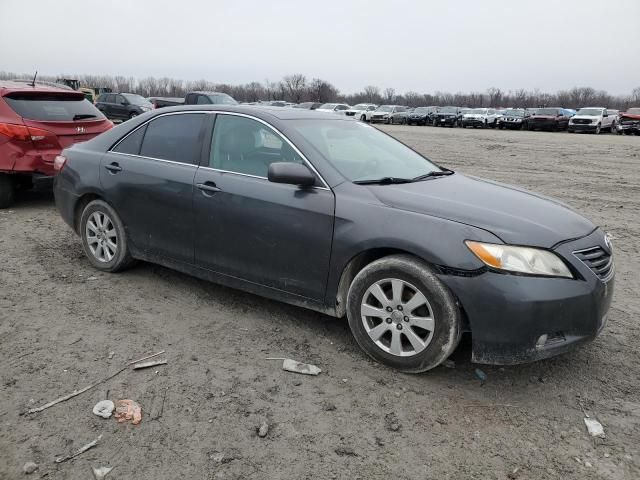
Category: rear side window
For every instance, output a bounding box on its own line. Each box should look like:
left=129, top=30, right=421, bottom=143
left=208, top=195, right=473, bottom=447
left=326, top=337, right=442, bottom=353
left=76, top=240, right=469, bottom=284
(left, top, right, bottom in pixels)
left=139, top=114, right=205, bottom=164
left=113, top=125, right=146, bottom=155
left=4, top=94, right=105, bottom=122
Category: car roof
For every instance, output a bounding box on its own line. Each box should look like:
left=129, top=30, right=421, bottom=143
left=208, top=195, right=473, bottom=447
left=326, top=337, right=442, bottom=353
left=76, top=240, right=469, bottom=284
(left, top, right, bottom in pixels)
left=146, top=104, right=348, bottom=121
left=189, top=91, right=232, bottom=95
left=0, top=80, right=78, bottom=96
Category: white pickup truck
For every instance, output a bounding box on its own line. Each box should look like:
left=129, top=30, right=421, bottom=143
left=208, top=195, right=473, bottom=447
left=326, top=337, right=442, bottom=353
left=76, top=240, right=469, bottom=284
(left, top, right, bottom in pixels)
left=568, top=107, right=618, bottom=134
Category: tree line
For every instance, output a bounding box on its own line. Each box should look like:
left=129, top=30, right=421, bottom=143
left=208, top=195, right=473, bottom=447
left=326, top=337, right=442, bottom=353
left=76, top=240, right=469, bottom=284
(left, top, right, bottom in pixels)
left=1, top=71, right=639, bottom=110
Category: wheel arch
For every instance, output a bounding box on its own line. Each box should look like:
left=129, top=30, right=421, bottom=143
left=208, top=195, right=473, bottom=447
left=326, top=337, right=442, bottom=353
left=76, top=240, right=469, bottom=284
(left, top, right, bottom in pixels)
left=73, top=192, right=106, bottom=234
left=334, top=247, right=427, bottom=318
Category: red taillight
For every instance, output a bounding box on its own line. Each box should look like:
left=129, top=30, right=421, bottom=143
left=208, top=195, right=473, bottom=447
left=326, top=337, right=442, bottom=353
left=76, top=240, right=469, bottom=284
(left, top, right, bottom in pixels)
left=0, top=122, right=31, bottom=141
left=0, top=123, right=59, bottom=148
left=54, top=155, right=67, bottom=172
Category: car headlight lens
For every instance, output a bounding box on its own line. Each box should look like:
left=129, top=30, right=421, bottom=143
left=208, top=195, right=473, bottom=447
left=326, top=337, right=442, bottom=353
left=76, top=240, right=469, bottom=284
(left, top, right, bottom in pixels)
left=465, top=241, right=573, bottom=278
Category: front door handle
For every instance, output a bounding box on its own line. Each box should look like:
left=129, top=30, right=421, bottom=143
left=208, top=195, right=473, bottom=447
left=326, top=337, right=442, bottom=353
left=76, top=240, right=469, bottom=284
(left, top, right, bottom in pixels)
left=104, top=162, right=122, bottom=173
left=196, top=182, right=221, bottom=195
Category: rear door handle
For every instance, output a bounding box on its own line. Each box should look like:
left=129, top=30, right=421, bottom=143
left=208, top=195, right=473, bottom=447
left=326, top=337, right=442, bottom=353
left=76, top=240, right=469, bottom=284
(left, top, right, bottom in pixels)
left=104, top=162, right=122, bottom=173
left=196, top=182, right=221, bottom=195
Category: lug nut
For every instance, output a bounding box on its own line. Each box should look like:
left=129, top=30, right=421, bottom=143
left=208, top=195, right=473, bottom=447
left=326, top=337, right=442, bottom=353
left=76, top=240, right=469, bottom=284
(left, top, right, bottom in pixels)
left=386, top=318, right=392, bottom=324
left=404, top=316, right=409, bottom=322
left=386, top=306, right=393, bottom=312
left=396, top=324, right=403, bottom=330
left=397, top=305, right=403, bottom=311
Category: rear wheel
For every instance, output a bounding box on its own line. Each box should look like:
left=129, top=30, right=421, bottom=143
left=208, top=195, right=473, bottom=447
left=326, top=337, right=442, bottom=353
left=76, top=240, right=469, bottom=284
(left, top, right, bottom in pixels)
left=0, top=174, right=15, bottom=209
left=609, top=121, right=616, bottom=133
left=346, top=255, right=462, bottom=373
left=80, top=200, right=134, bottom=272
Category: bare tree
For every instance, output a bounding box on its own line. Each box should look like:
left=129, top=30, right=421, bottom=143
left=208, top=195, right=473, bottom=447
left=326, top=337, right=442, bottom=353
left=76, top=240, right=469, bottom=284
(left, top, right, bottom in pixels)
left=282, top=74, right=307, bottom=103
left=363, top=85, right=381, bottom=103
left=383, top=87, right=395, bottom=103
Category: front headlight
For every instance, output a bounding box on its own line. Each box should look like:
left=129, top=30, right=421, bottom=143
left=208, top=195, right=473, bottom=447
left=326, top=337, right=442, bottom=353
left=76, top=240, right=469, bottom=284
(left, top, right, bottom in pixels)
left=465, top=241, right=573, bottom=278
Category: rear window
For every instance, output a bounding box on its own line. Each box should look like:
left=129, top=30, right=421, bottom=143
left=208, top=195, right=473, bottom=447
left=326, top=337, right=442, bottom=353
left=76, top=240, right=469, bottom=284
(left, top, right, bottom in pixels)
left=5, top=94, right=105, bottom=122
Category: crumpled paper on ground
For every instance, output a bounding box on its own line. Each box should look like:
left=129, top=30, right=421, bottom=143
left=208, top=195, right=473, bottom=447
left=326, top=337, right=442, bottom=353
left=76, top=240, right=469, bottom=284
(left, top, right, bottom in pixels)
left=114, top=399, right=142, bottom=425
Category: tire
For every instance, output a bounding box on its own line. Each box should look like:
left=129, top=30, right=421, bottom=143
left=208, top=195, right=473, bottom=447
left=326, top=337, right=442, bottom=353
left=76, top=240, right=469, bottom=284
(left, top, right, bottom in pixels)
left=609, top=121, right=616, bottom=133
left=128, top=112, right=138, bottom=120
left=0, top=174, right=15, bottom=209
left=346, top=255, right=462, bottom=373
left=79, top=200, right=134, bottom=272
left=360, top=114, right=366, bottom=122
left=595, top=123, right=601, bottom=135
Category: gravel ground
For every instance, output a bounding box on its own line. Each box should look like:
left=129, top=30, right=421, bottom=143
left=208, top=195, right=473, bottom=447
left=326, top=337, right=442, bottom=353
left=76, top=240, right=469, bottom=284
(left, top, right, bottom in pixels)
left=1, top=126, right=638, bottom=479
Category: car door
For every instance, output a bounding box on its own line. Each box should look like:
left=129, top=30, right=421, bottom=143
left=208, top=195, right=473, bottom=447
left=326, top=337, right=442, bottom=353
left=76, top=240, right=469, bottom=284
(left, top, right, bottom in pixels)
left=101, top=112, right=207, bottom=262
left=192, top=113, right=335, bottom=301
left=113, top=95, right=128, bottom=119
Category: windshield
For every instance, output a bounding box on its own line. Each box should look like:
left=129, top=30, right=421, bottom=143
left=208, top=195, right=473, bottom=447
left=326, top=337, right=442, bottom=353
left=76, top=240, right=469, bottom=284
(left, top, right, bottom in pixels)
left=627, top=108, right=640, bottom=115
left=536, top=108, right=559, bottom=115
left=376, top=106, right=393, bottom=112
left=290, top=120, right=441, bottom=182
left=439, top=106, right=457, bottom=113
left=468, top=109, right=486, bottom=114
left=352, top=104, right=370, bottom=110
left=122, top=94, right=152, bottom=107
left=319, top=103, right=337, bottom=110
left=577, top=108, right=603, bottom=116
left=504, top=109, right=524, bottom=116
left=413, top=107, right=429, bottom=113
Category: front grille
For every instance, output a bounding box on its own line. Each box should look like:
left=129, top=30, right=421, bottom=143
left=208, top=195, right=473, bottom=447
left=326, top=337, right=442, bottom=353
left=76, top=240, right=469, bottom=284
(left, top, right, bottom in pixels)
left=573, top=119, right=592, bottom=124
left=345, top=112, right=355, bottom=116
left=573, top=246, right=614, bottom=280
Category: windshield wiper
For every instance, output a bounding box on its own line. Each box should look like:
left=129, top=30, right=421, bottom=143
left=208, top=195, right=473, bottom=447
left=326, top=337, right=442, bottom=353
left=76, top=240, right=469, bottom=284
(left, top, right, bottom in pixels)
left=73, top=114, right=97, bottom=120
left=353, top=177, right=413, bottom=185
left=411, top=169, right=455, bottom=182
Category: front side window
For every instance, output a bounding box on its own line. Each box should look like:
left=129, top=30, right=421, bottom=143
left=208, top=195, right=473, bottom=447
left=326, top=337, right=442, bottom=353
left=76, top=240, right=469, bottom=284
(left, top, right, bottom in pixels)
left=196, top=95, right=211, bottom=105
left=139, top=113, right=205, bottom=164
left=113, top=125, right=147, bottom=155
left=209, top=114, right=304, bottom=178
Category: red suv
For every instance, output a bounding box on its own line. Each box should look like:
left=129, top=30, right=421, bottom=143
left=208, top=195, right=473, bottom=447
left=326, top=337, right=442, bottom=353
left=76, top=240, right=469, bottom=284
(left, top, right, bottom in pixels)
left=0, top=80, right=113, bottom=207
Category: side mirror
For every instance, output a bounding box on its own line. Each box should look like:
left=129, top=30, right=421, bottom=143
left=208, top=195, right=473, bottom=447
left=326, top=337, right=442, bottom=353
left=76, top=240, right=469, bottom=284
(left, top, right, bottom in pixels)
left=268, top=162, right=316, bottom=187
left=121, top=101, right=128, bottom=106
left=603, top=112, right=608, bottom=117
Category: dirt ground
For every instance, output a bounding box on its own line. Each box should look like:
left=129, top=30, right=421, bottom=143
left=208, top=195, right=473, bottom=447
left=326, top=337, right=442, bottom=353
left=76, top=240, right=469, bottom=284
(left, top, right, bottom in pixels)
left=1, top=126, right=639, bottom=480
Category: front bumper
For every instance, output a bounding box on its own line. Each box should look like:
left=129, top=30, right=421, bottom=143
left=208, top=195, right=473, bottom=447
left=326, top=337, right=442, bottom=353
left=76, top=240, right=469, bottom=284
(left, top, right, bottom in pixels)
left=617, top=123, right=640, bottom=133
left=369, top=116, right=389, bottom=123
left=569, top=123, right=597, bottom=132
left=462, top=118, right=485, bottom=127
left=436, top=116, right=457, bottom=126
left=529, top=119, right=558, bottom=130
left=440, top=229, right=614, bottom=365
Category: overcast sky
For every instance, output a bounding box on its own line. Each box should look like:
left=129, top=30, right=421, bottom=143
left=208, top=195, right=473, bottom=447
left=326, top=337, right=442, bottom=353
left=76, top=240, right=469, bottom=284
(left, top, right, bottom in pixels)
left=1, top=0, right=639, bottom=95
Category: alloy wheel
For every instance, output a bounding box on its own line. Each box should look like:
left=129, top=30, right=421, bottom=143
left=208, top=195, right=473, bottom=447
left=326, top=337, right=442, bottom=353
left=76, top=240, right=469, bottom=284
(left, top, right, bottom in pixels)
left=85, top=211, right=118, bottom=263
left=360, top=278, right=435, bottom=357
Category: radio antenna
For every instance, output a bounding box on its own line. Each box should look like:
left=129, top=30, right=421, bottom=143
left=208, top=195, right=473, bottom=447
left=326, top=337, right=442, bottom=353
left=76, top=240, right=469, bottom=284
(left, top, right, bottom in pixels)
left=30, top=71, right=38, bottom=87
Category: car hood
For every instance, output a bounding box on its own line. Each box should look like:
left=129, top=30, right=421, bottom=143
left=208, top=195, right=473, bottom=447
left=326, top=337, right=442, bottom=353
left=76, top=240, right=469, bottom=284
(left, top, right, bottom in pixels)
left=571, top=115, right=600, bottom=121
left=531, top=115, right=557, bottom=120
left=367, top=174, right=595, bottom=248
left=620, top=112, right=640, bottom=120
left=463, top=114, right=485, bottom=118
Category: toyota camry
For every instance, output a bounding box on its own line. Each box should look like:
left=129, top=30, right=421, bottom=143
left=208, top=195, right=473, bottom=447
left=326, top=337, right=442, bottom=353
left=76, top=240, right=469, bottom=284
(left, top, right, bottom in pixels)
left=54, top=105, right=614, bottom=372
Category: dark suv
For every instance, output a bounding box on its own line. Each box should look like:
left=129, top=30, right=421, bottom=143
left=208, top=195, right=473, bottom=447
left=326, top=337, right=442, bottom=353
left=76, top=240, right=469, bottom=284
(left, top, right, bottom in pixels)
left=0, top=80, right=112, bottom=207
left=184, top=91, right=238, bottom=105
left=96, top=93, right=153, bottom=121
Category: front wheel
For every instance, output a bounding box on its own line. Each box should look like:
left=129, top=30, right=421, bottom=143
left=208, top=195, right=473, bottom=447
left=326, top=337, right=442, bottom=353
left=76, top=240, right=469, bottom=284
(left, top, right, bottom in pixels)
left=595, top=123, right=601, bottom=135
left=80, top=200, right=134, bottom=272
left=360, top=114, right=366, bottom=122
left=346, top=255, right=462, bottom=373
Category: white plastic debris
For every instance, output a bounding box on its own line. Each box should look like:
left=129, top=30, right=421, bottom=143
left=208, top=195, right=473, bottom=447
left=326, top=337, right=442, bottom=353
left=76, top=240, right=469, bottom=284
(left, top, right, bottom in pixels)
left=23, top=462, right=38, bottom=474
left=92, top=400, right=115, bottom=419
left=584, top=417, right=605, bottom=438
left=282, top=359, right=321, bottom=376
left=92, top=466, right=113, bottom=479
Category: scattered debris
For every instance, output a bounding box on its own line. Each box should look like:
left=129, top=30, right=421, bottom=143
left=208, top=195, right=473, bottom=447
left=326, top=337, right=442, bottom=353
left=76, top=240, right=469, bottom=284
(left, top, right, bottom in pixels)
left=92, top=466, right=113, bottom=480
left=107, top=351, right=115, bottom=360
left=375, top=436, right=385, bottom=447
left=114, top=399, right=142, bottom=425
left=442, top=359, right=455, bottom=368
left=27, top=367, right=127, bottom=414
left=334, top=447, right=357, bottom=457
left=267, top=358, right=321, bottom=376
left=584, top=417, right=605, bottom=438
left=87, top=276, right=98, bottom=281
left=323, top=402, right=337, bottom=412
left=22, top=462, right=38, bottom=474
left=133, top=359, right=167, bottom=370
left=475, top=368, right=487, bottom=383
left=507, top=466, right=520, bottom=479
left=127, top=350, right=165, bottom=366
left=341, top=378, right=348, bottom=383
left=55, top=435, right=102, bottom=463
left=585, top=461, right=593, bottom=468
left=257, top=421, right=269, bottom=438
left=190, top=355, right=198, bottom=361
left=385, top=412, right=401, bottom=432
left=93, top=400, right=115, bottom=419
